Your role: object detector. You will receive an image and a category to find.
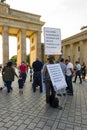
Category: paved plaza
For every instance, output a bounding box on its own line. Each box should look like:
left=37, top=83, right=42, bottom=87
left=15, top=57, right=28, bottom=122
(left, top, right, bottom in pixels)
left=0, top=71, right=87, bottom=130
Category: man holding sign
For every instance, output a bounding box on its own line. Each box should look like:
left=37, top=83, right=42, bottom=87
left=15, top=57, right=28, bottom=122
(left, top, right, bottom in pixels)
left=43, top=55, right=55, bottom=104
left=42, top=55, right=63, bottom=109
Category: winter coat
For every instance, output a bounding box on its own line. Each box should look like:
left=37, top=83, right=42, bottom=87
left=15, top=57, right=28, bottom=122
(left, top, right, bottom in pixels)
left=2, top=66, right=18, bottom=82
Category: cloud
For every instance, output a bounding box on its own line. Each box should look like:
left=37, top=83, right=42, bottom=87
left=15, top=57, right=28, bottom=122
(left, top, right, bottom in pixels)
left=5, top=0, right=87, bottom=39
left=0, top=0, right=87, bottom=63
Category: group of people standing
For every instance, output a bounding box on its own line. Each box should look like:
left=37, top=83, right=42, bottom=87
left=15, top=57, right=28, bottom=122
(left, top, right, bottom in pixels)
left=1, top=61, right=28, bottom=94
left=31, top=56, right=74, bottom=109
left=0, top=57, right=86, bottom=108
left=32, top=56, right=86, bottom=108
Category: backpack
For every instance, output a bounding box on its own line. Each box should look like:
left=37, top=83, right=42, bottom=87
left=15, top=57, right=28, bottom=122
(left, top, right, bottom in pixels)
left=49, top=94, right=59, bottom=108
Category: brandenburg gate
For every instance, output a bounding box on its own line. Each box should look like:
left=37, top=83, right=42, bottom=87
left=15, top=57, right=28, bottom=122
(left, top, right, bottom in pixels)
left=0, top=2, right=45, bottom=66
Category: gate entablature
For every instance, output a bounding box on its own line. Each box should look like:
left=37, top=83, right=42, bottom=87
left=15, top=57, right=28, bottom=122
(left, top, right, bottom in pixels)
left=0, top=3, right=45, bottom=67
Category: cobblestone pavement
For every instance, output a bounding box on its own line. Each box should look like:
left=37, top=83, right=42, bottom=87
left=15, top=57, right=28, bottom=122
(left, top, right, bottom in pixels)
left=0, top=72, right=87, bottom=130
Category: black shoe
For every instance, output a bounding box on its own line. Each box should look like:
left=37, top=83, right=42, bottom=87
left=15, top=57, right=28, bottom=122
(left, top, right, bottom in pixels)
left=67, top=92, right=73, bottom=96
left=79, top=82, right=82, bottom=84
left=30, top=80, right=32, bottom=82
left=57, top=94, right=62, bottom=96
left=0, top=87, right=3, bottom=90
left=67, top=90, right=71, bottom=93
left=63, top=93, right=66, bottom=96
left=73, top=81, right=76, bottom=83
left=7, top=91, right=10, bottom=93
left=46, top=100, right=50, bottom=104
left=57, top=106, right=62, bottom=110
left=10, top=87, right=13, bottom=90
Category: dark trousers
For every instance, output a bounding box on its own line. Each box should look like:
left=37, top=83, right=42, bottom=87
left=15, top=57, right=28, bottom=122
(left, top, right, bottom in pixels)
left=82, top=72, right=86, bottom=80
left=33, top=71, right=42, bottom=92
left=21, top=73, right=27, bottom=84
left=45, top=80, right=56, bottom=103
left=66, top=75, right=73, bottom=93
left=74, top=70, right=82, bottom=83
left=5, top=81, right=12, bottom=93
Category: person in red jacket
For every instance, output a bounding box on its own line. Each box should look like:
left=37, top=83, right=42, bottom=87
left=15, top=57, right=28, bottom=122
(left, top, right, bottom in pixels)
left=19, top=61, right=27, bottom=85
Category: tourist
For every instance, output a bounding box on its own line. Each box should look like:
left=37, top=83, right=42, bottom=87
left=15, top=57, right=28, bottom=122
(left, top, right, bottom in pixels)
left=81, top=62, right=86, bottom=81
left=73, top=61, right=82, bottom=84
left=2, top=61, right=18, bottom=93
left=57, top=58, right=67, bottom=96
left=65, top=59, right=74, bottom=95
left=18, top=74, right=24, bottom=95
left=1, top=62, right=7, bottom=90
left=29, top=66, right=33, bottom=82
left=19, top=61, right=27, bottom=85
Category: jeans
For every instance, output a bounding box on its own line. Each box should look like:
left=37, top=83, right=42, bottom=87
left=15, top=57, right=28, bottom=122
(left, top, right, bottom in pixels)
left=5, top=81, right=12, bottom=93
left=66, top=75, right=73, bottom=93
left=74, top=70, right=82, bottom=83
left=21, top=73, right=27, bottom=84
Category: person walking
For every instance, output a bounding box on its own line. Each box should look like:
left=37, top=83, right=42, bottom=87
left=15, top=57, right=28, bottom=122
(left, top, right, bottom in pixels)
left=18, top=74, right=24, bottom=95
left=1, top=62, right=7, bottom=90
left=73, top=61, right=82, bottom=84
left=29, top=66, right=33, bottom=82
left=57, top=58, right=67, bottom=96
left=2, top=61, right=18, bottom=93
left=81, top=62, right=86, bottom=81
left=32, top=58, right=43, bottom=93
left=19, top=61, right=27, bottom=85
left=65, top=59, right=74, bottom=95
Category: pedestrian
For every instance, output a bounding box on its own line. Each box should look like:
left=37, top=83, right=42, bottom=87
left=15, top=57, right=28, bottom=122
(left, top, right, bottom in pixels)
left=19, top=61, right=27, bottom=85
left=65, top=59, right=74, bottom=95
left=2, top=61, right=18, bottom=93
left=73, top=61, right=82, bottom=84
left=29, top=66, right=33, bottom=82
left=32, top=57, right=43, bottom=93
left=1, top=63, right=7, bottom=90
left=81, top=62, right=86, bottom=81
left=18, top=74, right=24, bottom=95
left=57, top=58, right=67, bottom=96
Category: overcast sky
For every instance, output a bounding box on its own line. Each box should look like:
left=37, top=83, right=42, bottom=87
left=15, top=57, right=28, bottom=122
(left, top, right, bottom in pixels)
left=0, top=0, right=87, bottom=63
left=6, top=0, right=87, bottom=39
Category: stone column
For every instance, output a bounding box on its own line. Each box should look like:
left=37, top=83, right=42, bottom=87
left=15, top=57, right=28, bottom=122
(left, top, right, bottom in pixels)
left=70, top=43, right=73, bottom=63
left=2, top=26, right=9, bottom=67
left=30, top=31, right=42, bottom=66
left=17, top=29, right=26, bottom=66
left=79, top=41, right=83, bottom=64
left=36, top=31, right=42, bottom=59
left=62, top=45, right=66, bottom=59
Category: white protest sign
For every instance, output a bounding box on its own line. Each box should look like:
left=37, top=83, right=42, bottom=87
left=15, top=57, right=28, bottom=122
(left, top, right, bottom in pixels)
left=44, top=27, right=61, bottom=55
left=47, top=64, right=67, bottom=91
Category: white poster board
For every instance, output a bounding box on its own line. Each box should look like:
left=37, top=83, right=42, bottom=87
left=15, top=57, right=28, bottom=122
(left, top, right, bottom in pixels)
left=47, top=64, right=67, bottom=91
left=44, top=27, right=61, bottom=55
